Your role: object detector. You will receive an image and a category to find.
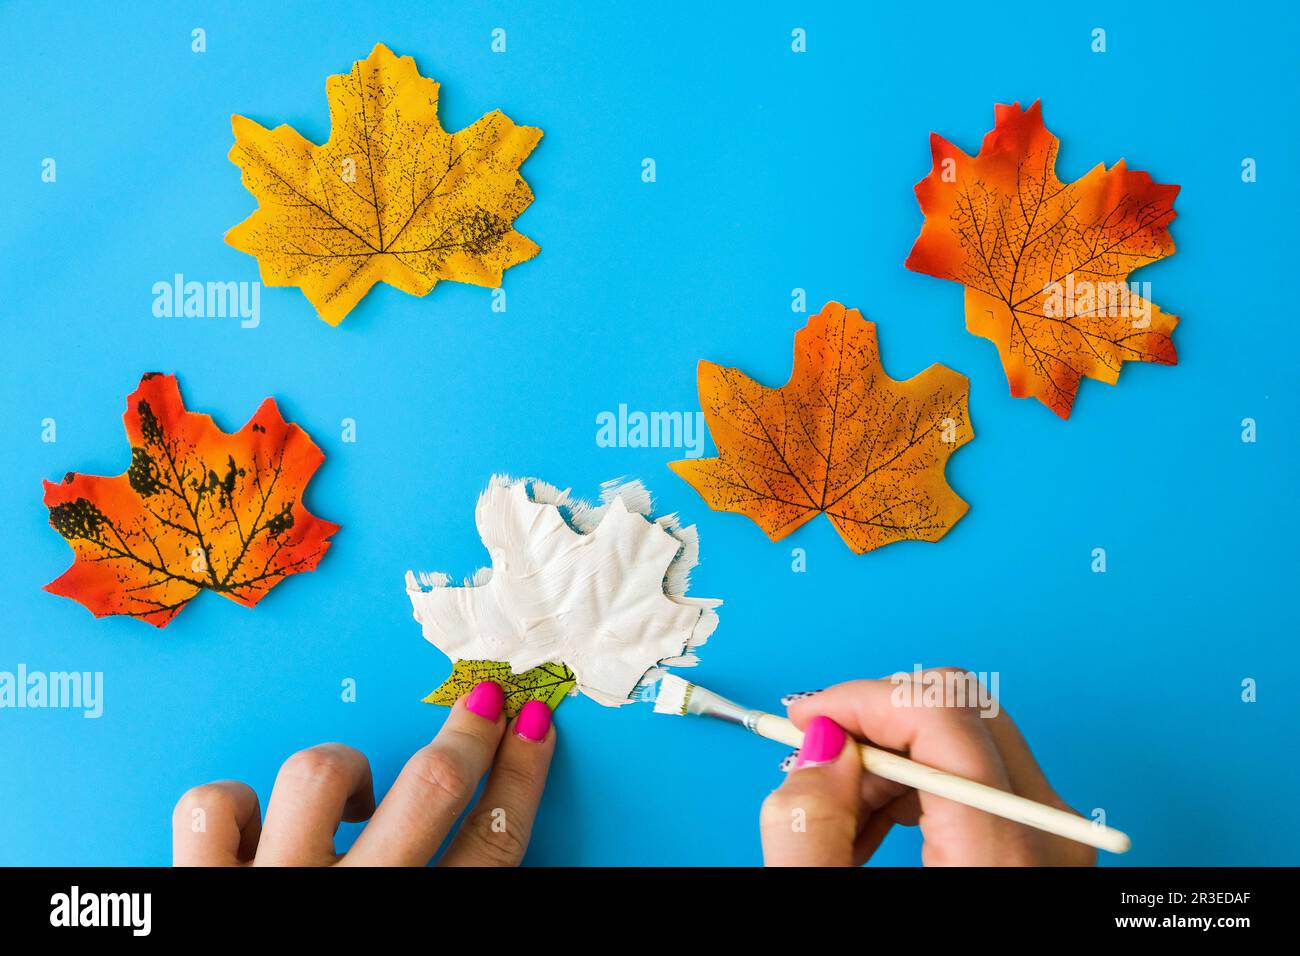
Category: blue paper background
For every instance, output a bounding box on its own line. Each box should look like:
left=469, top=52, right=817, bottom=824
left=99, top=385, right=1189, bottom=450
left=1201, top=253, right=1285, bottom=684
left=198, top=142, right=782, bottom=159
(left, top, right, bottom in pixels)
left=1, top=0, right=1296, bottom=865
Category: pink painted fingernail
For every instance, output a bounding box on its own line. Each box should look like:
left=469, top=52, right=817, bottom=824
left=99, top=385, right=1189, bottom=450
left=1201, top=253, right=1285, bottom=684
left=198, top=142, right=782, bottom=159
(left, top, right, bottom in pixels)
left=794, top=716, right=846, bottom=768
left=464, top=681, right=504, bottom=721
left=515, top=700, right=552, bottom=742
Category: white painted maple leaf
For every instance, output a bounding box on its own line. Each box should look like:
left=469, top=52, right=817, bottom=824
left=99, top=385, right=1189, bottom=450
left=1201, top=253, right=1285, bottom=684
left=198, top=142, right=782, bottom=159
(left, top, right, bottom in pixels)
left=406, top=476, right=721, bottom=707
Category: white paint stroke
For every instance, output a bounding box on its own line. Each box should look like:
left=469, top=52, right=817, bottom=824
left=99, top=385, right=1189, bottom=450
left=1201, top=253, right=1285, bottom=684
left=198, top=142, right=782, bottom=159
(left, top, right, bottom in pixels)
left=406, top=475, right=721, bottom=707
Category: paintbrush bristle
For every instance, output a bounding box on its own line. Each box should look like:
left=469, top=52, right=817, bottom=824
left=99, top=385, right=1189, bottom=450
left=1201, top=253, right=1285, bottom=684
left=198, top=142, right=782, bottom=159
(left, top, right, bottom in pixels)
left=652, top=674, right=693, bottom=715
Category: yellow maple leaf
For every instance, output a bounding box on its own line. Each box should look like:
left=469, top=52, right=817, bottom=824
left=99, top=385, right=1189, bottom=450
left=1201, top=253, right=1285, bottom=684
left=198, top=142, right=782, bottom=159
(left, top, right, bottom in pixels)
left=226, top=43, right=542, bottom=325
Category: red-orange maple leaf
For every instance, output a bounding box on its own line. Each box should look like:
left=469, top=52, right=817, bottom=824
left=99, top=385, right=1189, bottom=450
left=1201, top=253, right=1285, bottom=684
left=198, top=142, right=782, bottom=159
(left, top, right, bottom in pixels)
left=905, top=101, right=1179, bottom=418
left=670, top=302, right=972, bottom=554
left=42, top=374, right=339, bottom=627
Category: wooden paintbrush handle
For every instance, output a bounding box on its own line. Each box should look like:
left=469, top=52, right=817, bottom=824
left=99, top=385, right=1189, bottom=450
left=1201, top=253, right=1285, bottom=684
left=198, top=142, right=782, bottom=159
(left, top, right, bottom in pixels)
left=755, top=714, right=1129, bottom=854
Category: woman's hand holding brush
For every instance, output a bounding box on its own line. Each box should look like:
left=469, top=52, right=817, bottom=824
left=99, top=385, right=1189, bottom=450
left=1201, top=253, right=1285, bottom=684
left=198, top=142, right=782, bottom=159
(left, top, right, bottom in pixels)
left=760, top=671, right=1098, bottom=867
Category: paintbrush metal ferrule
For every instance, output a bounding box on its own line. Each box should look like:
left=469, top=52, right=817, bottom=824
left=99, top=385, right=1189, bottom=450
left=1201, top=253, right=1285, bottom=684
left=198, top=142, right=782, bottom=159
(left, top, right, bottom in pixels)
left=682, top=683, right=765, bottom=732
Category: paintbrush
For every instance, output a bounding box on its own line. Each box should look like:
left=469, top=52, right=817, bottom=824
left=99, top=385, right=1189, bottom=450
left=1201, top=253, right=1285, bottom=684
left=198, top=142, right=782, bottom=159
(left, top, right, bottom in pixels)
left=652, top=674, right=1130, bottom=855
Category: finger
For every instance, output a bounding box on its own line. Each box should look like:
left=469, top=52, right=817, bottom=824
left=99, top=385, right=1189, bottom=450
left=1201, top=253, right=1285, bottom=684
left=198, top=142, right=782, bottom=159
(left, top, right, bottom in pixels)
left=439, top=700, right=557, bottom=866
left=172, top=781, right=261, bottom=866
left=851, top=788, right=925, bottom=864
left=982, top=707, right=1061, bottom=804
left=787, top=673, right=1029, bottom=866
left=860, top=766, right=911, bottom=813
left=255, top=744, right=375, bottom=866
left=853, top=810, right=896, bottom=865
left=344, top=681, right=506, bottom=866
left=983, top=708, right=1097, bottom=865
left=760, top=717, right=863, bottom=866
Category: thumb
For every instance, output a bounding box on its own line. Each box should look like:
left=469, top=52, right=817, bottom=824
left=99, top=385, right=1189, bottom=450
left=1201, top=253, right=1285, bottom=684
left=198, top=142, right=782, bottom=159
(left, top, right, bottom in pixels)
left=760, top=717, right=863, bottom=866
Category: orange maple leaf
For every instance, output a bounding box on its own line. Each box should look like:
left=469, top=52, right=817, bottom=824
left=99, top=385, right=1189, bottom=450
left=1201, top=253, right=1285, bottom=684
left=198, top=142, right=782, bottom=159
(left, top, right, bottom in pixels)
left=670, top=302, right=972, bottom=555
left=42, top=374, right=339, bottom=628
left=905, top=101, right=1179, bottom=418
